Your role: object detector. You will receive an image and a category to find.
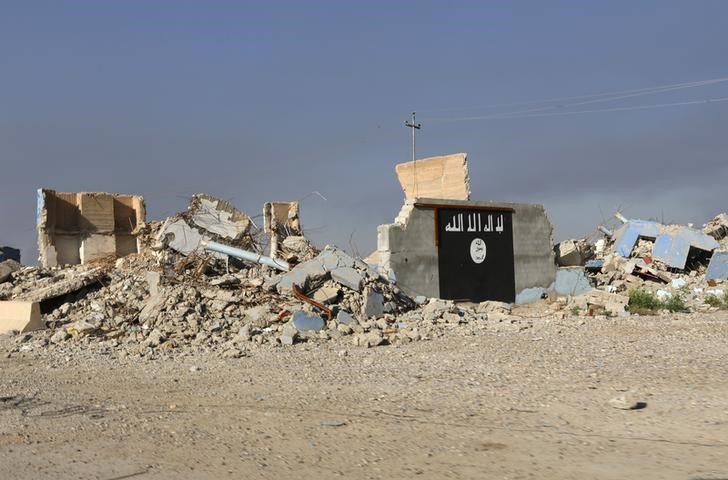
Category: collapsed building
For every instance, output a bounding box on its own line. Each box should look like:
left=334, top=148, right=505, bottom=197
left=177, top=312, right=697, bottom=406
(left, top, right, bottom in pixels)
left=2, top=155, right=727, bottom=355
left=375, top=153, right=556, bottom=303
left=37, top=189, right=145, bottom=267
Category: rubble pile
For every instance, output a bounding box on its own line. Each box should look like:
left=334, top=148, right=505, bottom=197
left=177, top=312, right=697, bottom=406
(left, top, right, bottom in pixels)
left=554, top=211, right=728, bottom=313
left=1, top=195, right=542, bottom=357
left=4, top=191, right=727, bottom=358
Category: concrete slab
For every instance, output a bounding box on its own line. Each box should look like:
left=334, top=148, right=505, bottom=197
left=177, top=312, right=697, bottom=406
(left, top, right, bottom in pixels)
left=191, top=196, right=250, bottom=240
left=164, top=220, right=203, bottom=255
left=551, top=267, right=592, bottom=296
left=291, top=311, right=325, bottom=332
left=362, top=289, right=384, bottom=318
left=395, top=153, right=471, bottom=201
left=652, top=228, right=719, bottom=269
left=336, top=310, right=357, bottom=325
left=331, top=266, right=363, bottom=292
left=706, top=251, right=728, bottom=281
left=0, top=301, right=43, bottom=335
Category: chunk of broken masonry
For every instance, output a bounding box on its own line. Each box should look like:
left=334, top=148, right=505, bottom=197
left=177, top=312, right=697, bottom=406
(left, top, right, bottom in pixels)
left=37, top=189, right=145, bottom=267
left=703, top=213, right=728, bottom=240
left=555, top=239, right=594, bottom=267
left=160, top=194, right=253, bottom=255
left=270, top=246, right=360, bottom=293
left=395, top=153, right=471, bottom=201
left=291, top=311, right=325, bottom=332
left=0, top=301, right=43, bottom=335
left=0, top=260, right=21, bottom=284
left=17, top=268, right=106, bottom=304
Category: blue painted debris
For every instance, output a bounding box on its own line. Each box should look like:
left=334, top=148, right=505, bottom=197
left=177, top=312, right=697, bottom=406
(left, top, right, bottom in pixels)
left=613, top=220, right=661, bottom=257
left=584, top=259, right=604, bottom=271
left=0, top=246, right=20, bottom=263
left=611, top=214, right=719, bottom=269
left=515, top=287, right=547, bottom=305
left=291, top=311, right=325, bottom=332
left=550, top=267, right=592, bottom=296
left=652, top=229, right=718, bottom=270
left=706, top=251, right=728, bottom=281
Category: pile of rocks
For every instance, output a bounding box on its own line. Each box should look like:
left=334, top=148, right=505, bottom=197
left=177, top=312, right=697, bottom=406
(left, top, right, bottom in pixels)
left=554, top=211, right=728, bottom=314
left=2, top=240, right=538, bottom=358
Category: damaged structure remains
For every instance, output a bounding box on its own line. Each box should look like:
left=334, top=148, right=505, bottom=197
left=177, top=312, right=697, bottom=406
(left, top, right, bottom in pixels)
left=37, top=189, right=145, bottom=267
left=376, top=153, right=556, bottom=303
left=3, top=152, right=728, bottom=355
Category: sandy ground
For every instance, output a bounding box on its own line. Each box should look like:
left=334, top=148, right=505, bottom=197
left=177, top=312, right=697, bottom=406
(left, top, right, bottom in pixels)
left=1, top=312, right=727, bottom=480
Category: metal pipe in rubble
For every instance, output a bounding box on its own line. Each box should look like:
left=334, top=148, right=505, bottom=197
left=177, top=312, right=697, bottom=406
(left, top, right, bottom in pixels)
left=202, top=240, right=290, bottom=272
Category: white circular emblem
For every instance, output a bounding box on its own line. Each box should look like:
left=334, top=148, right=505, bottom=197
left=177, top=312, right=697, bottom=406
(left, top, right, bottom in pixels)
left=470, top=238, right=486, bottom=264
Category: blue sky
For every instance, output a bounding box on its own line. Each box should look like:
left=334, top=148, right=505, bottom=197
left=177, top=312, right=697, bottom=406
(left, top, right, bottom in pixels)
left=2, top=1, right=728, bottom=260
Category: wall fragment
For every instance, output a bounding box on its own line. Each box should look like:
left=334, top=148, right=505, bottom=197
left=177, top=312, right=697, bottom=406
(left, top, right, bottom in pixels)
left=395, top=153, right=471, bottom=201
left=37, top=189, right=146, bottom=267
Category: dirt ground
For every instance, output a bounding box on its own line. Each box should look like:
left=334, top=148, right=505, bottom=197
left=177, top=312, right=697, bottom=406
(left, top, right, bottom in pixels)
left=1, top=312, right=727, bottom=480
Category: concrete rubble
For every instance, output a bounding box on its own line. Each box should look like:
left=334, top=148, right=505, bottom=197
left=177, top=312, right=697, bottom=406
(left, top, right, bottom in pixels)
left=3, top=175, right=726, bottom=356
left=544, top=211, right=728, bottom=314
left=5, top=191, right=559, bottom=356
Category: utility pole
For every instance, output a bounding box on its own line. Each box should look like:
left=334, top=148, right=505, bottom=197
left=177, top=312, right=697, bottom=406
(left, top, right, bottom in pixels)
left=405, top=112, right=422, bottom=197
left=404, top=112, right=421, bottom=162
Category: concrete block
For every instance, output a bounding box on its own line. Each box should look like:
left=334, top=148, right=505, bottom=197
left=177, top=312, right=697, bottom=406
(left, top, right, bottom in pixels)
left=313, top=285, right=340, bottom=304
left=395, top=153, right=471, bottom=201
left=551, top=267, right=592, bottom=296
left=331, top=267, right=363, bottom=292
left=145, top=271, right=161, bottom=296
left=279, top=324, right=298, bottom=345
left=336, top=310, right=357, bottom=326
left=362, top=289, right=384, bottom=318
left=706, top=251, right=728, bottom=281
left=0, top=260, right=21, bottom=283
left=164, top=219, right=203, bottom=255
left=191, top=195, right=251, bottom=240
left=704, top=213, right=728, bottom=240
left=291, top=311, right=325, bottom=332
left=80, top=234, right=116, bottom=264
left=0, top=301, right=44, bottom=335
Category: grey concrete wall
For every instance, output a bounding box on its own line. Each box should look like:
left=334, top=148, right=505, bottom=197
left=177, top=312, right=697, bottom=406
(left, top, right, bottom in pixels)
left=377, top=201, right=440, bottom=298
left=377, top=198, right=556, bottom=300
left=510, top=202, right=557, bottom=294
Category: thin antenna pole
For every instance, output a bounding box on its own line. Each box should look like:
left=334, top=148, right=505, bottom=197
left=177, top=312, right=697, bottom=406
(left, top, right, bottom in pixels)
left=404, top=112, right=422, bottom=197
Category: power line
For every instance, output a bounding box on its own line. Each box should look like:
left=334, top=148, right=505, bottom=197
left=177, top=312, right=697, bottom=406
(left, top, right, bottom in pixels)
left=421, top=75, right=728, bottom=115
left=430, top=96, right=728, bottom=122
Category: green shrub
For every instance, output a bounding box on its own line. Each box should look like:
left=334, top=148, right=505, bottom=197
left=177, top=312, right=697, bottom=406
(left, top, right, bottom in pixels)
left=627, top=288, right=690, bottom=313
left=627, top=289, right=662, bottom=312
left=705, top=295, right=723, bottom=308
left=663, top=294, right=688, bottom=313
left=705, top=291, right=728, bottom=309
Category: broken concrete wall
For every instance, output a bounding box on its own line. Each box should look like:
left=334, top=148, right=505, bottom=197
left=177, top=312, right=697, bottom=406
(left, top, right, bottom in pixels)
left=159, top=194, right=253, bottom=256
left=377, top=198, right=556, bottom=300
left=264, top=201, right=302, bottom=258
left=395, top=153, right=471, bottom=201
left=37, top=189, right=145, bottom=268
